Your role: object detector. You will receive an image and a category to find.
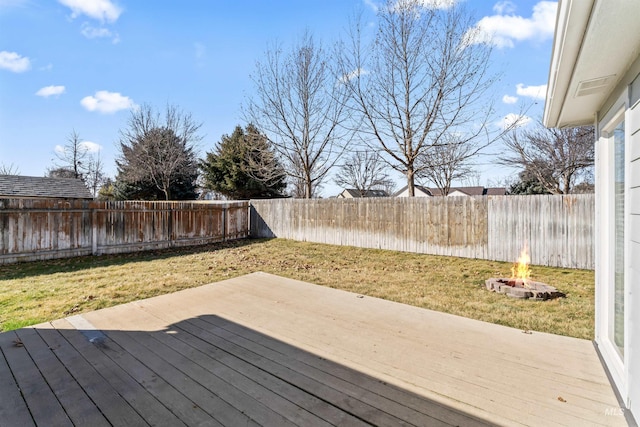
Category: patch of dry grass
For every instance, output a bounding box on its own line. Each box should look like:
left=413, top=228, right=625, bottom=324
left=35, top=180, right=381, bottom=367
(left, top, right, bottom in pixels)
left=0, top=238, right=594, bottom=339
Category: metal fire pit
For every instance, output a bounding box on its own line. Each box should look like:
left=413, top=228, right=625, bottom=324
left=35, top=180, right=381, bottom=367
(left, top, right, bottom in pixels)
left=485, top=278, right=565, bottom=301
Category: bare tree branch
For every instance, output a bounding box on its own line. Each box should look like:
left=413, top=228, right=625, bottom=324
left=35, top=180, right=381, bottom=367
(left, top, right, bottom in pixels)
left=500, top=121, right=594, bottom=194
left=53, top=130, right=91, bottom=179
left=245, top=31, right=351, bottom=198
left=416, top=134, right=476, bottom=195
left=0, top=163, right=20, bottom=175
left=338, top=1, right=515, bottom=196
left=334, top=151, right=394, bottom=196
left=84, top=151, right=106, bottom=198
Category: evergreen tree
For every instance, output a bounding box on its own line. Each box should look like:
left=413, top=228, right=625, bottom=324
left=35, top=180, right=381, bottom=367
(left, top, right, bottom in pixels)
left=508, top=166, right=552, bottom=195
left=201, top=124, right=286, bottom=199
left=115, top=104, right=200, bottom=200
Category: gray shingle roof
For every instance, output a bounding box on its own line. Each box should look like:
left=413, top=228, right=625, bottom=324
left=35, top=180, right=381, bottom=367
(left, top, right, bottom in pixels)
left=394, top=185, right=507, bottom=196
left=341, top=188, right=389, bottom=198
left=485, top=187, right=507, bottom=196
left=0, top=175, right=93, bottom=199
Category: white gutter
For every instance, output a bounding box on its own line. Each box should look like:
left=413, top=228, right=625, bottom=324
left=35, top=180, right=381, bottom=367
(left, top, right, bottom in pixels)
left=543, top=0, right=594, bottom=128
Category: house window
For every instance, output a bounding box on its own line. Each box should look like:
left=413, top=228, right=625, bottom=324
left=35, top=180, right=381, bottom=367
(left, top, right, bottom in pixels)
left=612, top=119, right=625, bottom=356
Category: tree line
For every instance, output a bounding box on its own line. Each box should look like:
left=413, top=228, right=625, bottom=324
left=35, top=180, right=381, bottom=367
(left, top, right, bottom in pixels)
left=5, top=0, right=592, bottom=199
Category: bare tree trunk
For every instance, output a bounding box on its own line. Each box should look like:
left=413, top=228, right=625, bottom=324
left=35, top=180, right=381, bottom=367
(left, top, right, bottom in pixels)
left=306, top=178, right=313, bottom=200
left=407, top=167, right=415, bottom=197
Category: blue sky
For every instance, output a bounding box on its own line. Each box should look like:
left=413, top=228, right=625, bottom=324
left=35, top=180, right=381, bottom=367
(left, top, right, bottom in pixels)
left=0, top=0, right=556, bottom=196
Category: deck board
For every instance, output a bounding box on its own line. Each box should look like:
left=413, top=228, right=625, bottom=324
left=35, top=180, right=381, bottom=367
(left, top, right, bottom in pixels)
left=182, top=316, right=468, bottom=427
left=50, top=318, right=188, bottom=427
left=0, top=330, right=74, bottom=427
left=33, top=323, right=148, bottom=426
left=0, top=271, right=628, bottom=426
left=0, top=333, right=37, bottom=427
left=13, top=327, right=110, bottom=427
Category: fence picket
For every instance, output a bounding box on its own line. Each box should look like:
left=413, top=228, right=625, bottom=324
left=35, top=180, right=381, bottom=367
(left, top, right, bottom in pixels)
left=250, top=195, right=594, bottom=269
left=0, top=199, right=249, bottom=264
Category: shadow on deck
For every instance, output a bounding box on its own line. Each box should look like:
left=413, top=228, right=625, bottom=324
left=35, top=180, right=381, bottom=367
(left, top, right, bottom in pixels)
left=0, top=272, right=628, bottom=426
left=1, top=314, right=493, bottom=426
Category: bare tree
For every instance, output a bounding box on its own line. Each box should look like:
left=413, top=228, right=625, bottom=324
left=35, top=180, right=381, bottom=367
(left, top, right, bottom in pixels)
left=84, top=151, right=106, bottom=198
left=334, top=151, right=394, bottom=196
left=416, top=135, right=477, bottom=196
left=46, top=167, right=77, bottom=178
left=117, top=104, right=201, bottom=200
left=287, top=156, right=324, bottom=198
left=338, top=1, right=512, bottom=196
left=245, top=31, right=350, bottom=198
left=53, top=130, right=91, bottom=179
left=500, top=121, right=594, bottom=194
left=0, top=163, right=20, bottom=175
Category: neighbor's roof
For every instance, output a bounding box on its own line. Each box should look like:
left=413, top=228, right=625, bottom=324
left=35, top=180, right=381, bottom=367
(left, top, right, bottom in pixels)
left=341, top=188, right=389, bottom=198
left=433, top=186, right=485, bottom=196
left=544, top=0, right=640, bottom=128
left=485, top=187, right=507, bottom=196
left=0, top=175, right=93, bottom=199
left=393, top=185, right=432, bottom=197
left=394, top=185, right=505, bottom=196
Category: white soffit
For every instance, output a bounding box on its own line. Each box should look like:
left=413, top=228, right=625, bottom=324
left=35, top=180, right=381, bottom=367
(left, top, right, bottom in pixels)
left=544, top=0, right=640, bottom=128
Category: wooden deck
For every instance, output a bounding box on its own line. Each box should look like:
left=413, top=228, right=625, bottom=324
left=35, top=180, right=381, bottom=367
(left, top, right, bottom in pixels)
left=0, top=272, right=628, bottom=426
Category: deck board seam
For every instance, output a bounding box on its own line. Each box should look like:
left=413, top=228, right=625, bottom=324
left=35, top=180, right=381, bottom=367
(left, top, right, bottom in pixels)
left=0, top=334, right=37, bottom=426
left=52, top=321, right=188, bottom=427
left=182, top=317, right=454, bottom=427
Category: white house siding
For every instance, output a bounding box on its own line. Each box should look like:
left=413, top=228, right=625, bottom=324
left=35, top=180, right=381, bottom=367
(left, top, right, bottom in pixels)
left=395, top=188, right=431, bottom=197
left=628, top=78, right=640, bottom=419
left=595, top=69, right=640, bottom=419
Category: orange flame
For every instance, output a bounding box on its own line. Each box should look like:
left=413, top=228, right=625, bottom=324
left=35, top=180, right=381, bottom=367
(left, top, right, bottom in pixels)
left=511, top=246, right=532, bottom=285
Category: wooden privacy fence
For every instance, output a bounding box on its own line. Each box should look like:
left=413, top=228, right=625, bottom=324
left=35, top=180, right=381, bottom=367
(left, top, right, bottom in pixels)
left=0, top=199, right=249, bottom=264
left=250, top=195, right=595, bottom=269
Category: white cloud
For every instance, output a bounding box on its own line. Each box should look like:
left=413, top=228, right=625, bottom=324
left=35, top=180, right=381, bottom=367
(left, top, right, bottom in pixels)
left=466, top=1, right=557, bottom=48
left=194, top=42, right=206, bottom=67
left=493, top=1, right=516, bottom=15
left=500, top=113, right=531, bottom=130
left=36, top=85, right=66, bottom=97
left=40, top=63, right=54, bottom=71
left=392, top=0, right=457, bottom=11
left=80, top=23, right=120, bottom=43
left=58, top=0, right=122, bottom=23
left=80, top=90, right=136, bottom=114
left=363, top=0, right=379, bottom=12
left=0, top=51, right=31, bottom=73
left=339, top=67, right=369, bottom=84
left=55, top=141, right=102, bottom=154
left=80, top=141, right=102, bottom=152
left=516, top=83, right=546, bottom=100
left=502, top=94, right=518, bottom=104
left=195, top=42, right=206, bottom=60
left=417, top=0, right=457, bottom=9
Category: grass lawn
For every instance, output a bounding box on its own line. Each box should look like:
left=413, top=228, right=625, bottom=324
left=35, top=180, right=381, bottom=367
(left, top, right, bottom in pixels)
left=0, top=238, right=595, bottom=339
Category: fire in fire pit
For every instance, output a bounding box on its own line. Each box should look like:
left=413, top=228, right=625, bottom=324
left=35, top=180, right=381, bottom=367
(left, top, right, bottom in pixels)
left=486, top=246, right=565, bottom=301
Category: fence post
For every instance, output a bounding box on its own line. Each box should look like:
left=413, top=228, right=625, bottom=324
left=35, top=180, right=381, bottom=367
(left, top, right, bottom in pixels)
left=91, top=207, right=98, bottom=255
left=223, top=205, right=227, bottom=242
left=168, top=203, right=174, bottom=247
